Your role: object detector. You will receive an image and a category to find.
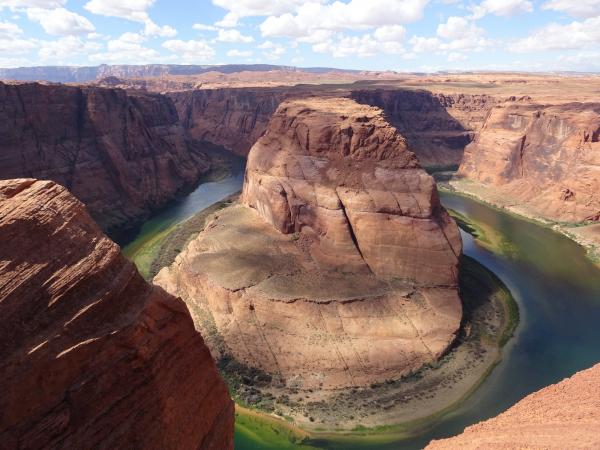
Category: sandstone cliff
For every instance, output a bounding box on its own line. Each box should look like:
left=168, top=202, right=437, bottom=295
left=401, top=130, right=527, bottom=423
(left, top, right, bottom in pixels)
left=169, top=87, right=290, bottom=155
left=0, top=179, right=233, bottom=449
left=0, top=82, right=211, bottom=236
left=457, top=101, right=600, bottom=223
left=156, top=97, right=462, bottom=391
left=426, top=363, right=600, bottom=449
left=351, top=89, right=494, bottom=167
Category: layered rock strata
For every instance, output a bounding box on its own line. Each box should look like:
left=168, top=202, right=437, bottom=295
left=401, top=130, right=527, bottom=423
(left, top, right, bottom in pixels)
left=169, top=87, right=290, bottom=155
left=0, top=82, right=211, bottom=235
left=457, top=101, right=600, bottom=223
left=156, top=98, right=462, bottom=390
left=0, top=179, right=233, bottom=449
left=426, top=363, right=600, bottom=449
left=351, top=89, right=495, bottom=166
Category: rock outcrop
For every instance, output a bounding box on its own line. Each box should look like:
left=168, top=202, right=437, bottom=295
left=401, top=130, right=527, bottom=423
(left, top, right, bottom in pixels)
left=426, top=363, right=600, bottom=449
left=156, top=97, right=462, bottom=391
left=0, top=179, right=234, bottom=449
left=351, top=89, right=495, bottom=167
left=169, top=87, right=291, bottom=156
left=0, top=82, right=211, bottom=236
left=457, top=101, right=600, bottom=223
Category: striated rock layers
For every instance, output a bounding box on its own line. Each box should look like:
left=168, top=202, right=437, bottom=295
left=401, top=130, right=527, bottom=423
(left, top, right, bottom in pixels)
left=457, top=101, right=600, bottom=223
left=426, top=363, right=600, bottom=449
left=156, top=97, right=462, bottom=391
left=169, top=87, right=291, bottom=156
left=0, top=179, right=233, bottom=449
left=351, top=89, right=495, bottom=167
left=0, top=81, right=211, bottom=236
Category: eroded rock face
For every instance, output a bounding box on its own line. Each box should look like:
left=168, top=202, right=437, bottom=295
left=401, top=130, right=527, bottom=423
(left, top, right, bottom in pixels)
left=242, top=97, right=462, bottom=285
left=457, top=101, right=600, bottom=223
left=0, top=179, right=233, bottom=449
left=426, top=363, right=600, bottom=449
left=0, top=82, right=211, bottom=235
left=351, top=89, right=495, bottom=167
left=169, top=87, right=290, bottom=156
left=156, top=98, right=462, bottom=391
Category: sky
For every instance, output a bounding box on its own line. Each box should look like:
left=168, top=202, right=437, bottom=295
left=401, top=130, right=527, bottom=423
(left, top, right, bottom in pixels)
left=1, top=0, right=600, bottom=72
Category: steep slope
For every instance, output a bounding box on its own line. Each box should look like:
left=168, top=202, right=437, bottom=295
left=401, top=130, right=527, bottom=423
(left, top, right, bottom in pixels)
left=351, top=89, right=495, bottom=166
left=426, top=363, right=600, bottom=449
left=169, top=87, right=290, bottom=155
left=156, top=97, right=462, bottom=392
left=457, top=101, right=600, bottom=224
left=0, top=179, right=234, bottom=449
left=0, top=82, right=211, bottom=236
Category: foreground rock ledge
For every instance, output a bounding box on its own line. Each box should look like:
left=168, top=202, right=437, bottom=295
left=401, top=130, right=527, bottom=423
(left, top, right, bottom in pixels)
left=426, top=363, right=600, bottom=449
left=156, top=97, right=462, bottom=391
left=0, top=179, right=233, bottom=449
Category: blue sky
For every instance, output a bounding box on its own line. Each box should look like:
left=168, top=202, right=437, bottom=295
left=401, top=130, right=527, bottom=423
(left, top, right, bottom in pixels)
left=1, top=0, right=600, bottom=71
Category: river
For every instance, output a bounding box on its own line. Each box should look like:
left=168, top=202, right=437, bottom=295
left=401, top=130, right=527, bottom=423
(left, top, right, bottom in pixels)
left=121, top=174, right=600, bottom=449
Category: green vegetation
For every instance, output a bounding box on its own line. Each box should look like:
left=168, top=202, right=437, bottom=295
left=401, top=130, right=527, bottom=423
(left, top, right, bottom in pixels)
left=447, top=207, right=518, bottom=258
left=124, top=196, right=237, bottom=279
left=235, top=407, right=318, bottom=450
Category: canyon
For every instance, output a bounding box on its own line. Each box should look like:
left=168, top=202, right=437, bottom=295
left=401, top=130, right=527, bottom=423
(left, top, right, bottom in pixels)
left=0, top=178, right=233, bottom=449
left=1, top=67, right=600, bottom=447
left=426, top=363, right=600, bottom=449
left=0, top=81, right=213, bottom=237
left=155, top=97, right=463, bottom=403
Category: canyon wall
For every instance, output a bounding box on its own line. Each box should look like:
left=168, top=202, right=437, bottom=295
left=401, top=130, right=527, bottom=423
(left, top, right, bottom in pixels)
left=0, top=179, right=234, bottom=449
left=426, top=363, right=600, bottom=449
left=457, top=101, right=600, bottom=223
left=351, top=89, right=495, bottom=167
left=169, top=87, right=291, bottom=155
left=0, top=81, right=211, bottom=236
left=156, top=97, right=462, bottom=390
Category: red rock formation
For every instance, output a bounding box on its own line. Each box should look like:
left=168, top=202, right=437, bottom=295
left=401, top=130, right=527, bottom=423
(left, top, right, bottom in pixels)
left=156, top=97, right=462, bottom=391
left=169, top=87, right=291, bottom=156
left=242, top=97, right=462, bottom=285
left=351, top=89, right=495, bottom=167
left=426, top=363, right=600, bottom=449
left=457, top=101, right=600, bottom=223
left=0, top=82, right=211, bottom=236
left=0, top=179, right=233, bottom=449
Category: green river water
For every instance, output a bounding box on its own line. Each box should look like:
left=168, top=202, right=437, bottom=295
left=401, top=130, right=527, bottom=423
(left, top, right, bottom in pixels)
left=120, top=176, right=600, bottom=450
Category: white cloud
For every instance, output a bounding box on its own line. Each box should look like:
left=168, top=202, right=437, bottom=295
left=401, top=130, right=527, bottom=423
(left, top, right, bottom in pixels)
left=0, top=0, right=65, bottom=8
left=26, top=7, right=95, bottom=36
left=212, top=0, right=310, bottom=18
left=216, top=28, right=253, bottom=43
left=471, top=0, right=533, bottom=19
left=258, top=40, right=285, bottom=59
left=0, top=37, right=36, bottom=53
left=214, top=12, right=239, bottom=28
left=313, top=30, right=406, bottom=58
left=84, top=0, right=153, bottom=22
left=39, top=36, right=101, bottom=62
left=162, top=39, right=215, bottom=63
left=193, top=23, right=218, bottom=31
left=0, top=20, right=23, bottom=38
left=512, top=17, right=600, bottom=52
left=260, top=0, right=429, bottom=39
left=143, top=20, right=176, bottom=37
left=411, top=16, right=489, bottom=55
left=447, top=52, right=466, bottom=61
left=374, top=24, right=406, bottom=42
left=89, top=32, right=161, bottom=63
left=227, top=48, right=252, bottom=57
left=542, top=0, right=600, bottom=19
